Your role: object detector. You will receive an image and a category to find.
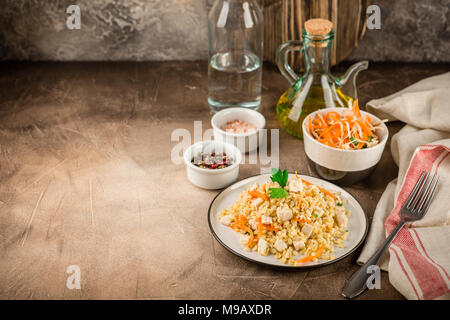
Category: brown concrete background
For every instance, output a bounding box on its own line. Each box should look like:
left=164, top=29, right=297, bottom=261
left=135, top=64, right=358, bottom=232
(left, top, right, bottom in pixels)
left=0, top=61, right=448, bottom=299
left=0, top=0, right=449, bottom=62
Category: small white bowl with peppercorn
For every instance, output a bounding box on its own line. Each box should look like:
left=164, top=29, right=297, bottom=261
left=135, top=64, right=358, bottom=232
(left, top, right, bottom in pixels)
left=183, top=140, right=242, bottom=189
left=211, top=108, right=266, bottom=153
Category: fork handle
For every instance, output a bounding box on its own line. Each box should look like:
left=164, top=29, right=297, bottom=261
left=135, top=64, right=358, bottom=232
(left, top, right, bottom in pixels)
left=342, top=221, right=405, bottom=299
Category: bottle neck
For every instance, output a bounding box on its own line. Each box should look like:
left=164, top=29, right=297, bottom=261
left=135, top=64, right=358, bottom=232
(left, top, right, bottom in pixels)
left=302, top=30, right=334, bottom=76
left=303, top=40, right=332, bottom=75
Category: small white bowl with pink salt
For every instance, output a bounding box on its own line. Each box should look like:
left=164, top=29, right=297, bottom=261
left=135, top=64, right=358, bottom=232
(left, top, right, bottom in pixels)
left=211, top=108, right=266, bottom=153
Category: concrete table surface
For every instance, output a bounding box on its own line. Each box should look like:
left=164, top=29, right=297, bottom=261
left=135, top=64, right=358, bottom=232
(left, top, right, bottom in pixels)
left=0, top=61, right=448, bottom=299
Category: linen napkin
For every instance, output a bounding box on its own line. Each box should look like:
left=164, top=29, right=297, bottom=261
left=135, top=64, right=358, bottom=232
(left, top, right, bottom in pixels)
left=358, top=72, right=450, bottom=300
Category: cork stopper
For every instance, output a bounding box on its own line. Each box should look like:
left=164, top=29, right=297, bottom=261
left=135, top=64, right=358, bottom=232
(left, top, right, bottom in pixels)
left=304, top=18, right=333, bottom=36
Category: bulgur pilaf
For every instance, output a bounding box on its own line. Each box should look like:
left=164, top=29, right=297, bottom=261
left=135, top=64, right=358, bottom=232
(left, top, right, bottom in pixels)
left=218, top=172, right=350, bottom=266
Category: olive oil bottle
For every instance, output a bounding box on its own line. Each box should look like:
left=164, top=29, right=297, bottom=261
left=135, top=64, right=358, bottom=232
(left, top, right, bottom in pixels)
left=275, top=18, right=367, bottom=139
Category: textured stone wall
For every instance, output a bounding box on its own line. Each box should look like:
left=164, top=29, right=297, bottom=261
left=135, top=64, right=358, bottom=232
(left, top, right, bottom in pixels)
left=0, top=0, right=448, bottom=62
left=0, top=0, right=212, bottom=61
left=349, top=0, right=450, bottom=62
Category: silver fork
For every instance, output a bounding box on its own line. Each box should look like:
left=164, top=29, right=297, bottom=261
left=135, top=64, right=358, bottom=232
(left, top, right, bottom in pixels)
left=342, top=171, right=439, bottom=299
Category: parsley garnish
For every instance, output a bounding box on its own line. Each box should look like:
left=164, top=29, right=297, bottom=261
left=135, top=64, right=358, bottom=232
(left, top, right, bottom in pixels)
left=270, top=168, right=289, bottom=187
left=269, top=169, right=289, bottom=199
left=269, top=188, right=288, bottom=198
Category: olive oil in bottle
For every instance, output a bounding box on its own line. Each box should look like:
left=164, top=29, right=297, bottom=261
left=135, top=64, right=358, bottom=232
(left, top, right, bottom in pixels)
left=276, top=85, right=354, bottom=139
left=277, top=85, right=323, bottom=139
left=275, top=18, right=366, bottom=139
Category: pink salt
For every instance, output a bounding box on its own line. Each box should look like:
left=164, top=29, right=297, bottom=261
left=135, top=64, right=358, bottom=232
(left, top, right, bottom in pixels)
left=222, top=120, right=257, bottom=134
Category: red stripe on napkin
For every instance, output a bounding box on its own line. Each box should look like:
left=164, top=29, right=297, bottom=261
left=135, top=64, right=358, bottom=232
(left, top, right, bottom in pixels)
left=391, top=246, right=421, bottom=300
left=385, top=145, right=450, bottom=300
left=412, top=229, right=450, bottom=281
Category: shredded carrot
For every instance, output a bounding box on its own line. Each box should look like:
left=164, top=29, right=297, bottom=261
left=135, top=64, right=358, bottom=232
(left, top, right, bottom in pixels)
left=301, top=179, right=311, bottom=185
left=296, top=245, right=326, bottom=263
left=249, top=190, right=268, bottom=201
left=238, top=225, right=254, bottom=247
left=291, top=218, right=311, bottom=224
left=324, top=111, right=341, bottom=122
left=352, top=100, right=361, bottom=118
left=257, top=217, right=263, bottom=237
left=248, top=238, right=257, bottom=248
left=307, top=100, right=379, bottom=150
left=308, top=116, right=313, bottom=135
left=357, top=120, right=372, bottom=136
left=318, top=186, right=337, bottom=200
left=232, top=214, right=239, bottom=230
left=356, top=141, right=365, bottom=149
left=301, top=179, right=337, bottom=200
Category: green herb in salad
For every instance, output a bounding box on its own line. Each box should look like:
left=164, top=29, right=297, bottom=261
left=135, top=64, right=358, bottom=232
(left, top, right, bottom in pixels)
left=270, top=168, right=288, bottom=187
left=349, top=136, right=359, bottom=146
left=269, top=188, right=288, bottom=199
left=269, top=169, right=289, bottom=199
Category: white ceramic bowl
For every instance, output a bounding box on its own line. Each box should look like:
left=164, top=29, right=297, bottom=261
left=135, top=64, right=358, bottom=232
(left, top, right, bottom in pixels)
left=183, top=140, right=242, bottom=190
left=302, top=108, right=388, bottom=185
left=211, top=108, right=266, bottom=153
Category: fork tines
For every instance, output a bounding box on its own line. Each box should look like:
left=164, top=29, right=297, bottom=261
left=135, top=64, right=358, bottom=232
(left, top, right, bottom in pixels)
left=405, top=171, right=439, bottom=214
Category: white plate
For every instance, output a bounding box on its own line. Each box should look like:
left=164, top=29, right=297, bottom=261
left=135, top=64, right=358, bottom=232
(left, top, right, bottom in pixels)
left=208, top=173, right=369, bottom=269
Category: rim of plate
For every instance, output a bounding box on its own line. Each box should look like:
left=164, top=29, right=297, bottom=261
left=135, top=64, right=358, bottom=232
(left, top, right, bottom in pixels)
left=207, top=173, right=369, bottom=270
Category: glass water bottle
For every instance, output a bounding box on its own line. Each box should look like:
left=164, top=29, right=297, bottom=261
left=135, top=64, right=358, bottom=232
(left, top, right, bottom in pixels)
left=208, top=0, right=264, bottom=112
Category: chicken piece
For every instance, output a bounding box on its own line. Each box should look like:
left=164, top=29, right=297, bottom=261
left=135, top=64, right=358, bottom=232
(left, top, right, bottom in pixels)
left=261, top=215, right=273, bottom=225
left=336, top=211, right=348, bottom=228
left=302, top=224, right=314, bottom=239
left=293, top=240, right=305, bottom=251
left=239, top=234, right=250, bottom=245
left=220, top=215, right=233, bottom=226
left=257, top=238, right=269, bottom=256
left=288, top=179, right=303, bottom=193
left=274, top=239, right=287, bottom=252
left=314, top=207, right=325, bottom=219
left=251, top=197, right=264, bottom=208
left=248, top=216, right=258, bottom=230
left=276, top=205, right=293, bottom=222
